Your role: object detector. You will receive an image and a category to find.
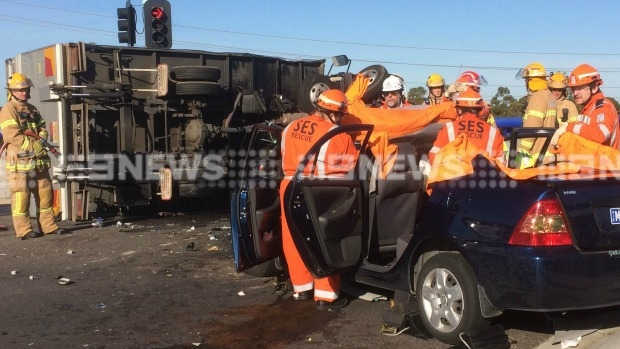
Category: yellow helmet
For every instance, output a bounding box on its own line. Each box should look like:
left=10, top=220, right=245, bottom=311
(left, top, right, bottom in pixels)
left=7, top=73, right=32, bottom=90
left=548, top=72, right=567, bottom=89
left=426, top=73, right=445, bottom=87
left=519, top=62, right=547, bottom=79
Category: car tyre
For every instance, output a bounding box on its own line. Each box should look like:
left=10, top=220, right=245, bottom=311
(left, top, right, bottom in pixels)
left=416, top=252, right=489, bottom=345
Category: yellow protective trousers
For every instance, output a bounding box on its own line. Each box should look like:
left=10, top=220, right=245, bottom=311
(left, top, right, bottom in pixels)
left=8, top=170, right=58, bottom=237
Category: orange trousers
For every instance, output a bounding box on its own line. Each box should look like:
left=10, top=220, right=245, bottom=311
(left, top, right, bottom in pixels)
left=280, top=179, right=340, bottom=302
left=8, top=170, right=58, bottom=238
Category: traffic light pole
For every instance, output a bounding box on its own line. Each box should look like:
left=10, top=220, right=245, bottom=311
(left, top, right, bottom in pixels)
left=117, top=0, right=136, bottom=46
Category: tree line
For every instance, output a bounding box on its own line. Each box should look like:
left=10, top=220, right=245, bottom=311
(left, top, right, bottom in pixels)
left=407, top=86, right=620, bottom=117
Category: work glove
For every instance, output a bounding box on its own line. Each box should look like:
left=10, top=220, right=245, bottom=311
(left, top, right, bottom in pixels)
left=32, top=140, right=47, bottom=157
left=550, top=124, right=568, bottom=147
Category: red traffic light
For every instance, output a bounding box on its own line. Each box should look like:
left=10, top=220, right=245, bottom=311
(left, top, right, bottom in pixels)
left=151, top=7, right=164, bottom=19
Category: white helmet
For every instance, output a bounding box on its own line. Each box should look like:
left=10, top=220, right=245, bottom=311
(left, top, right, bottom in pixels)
left=382, top=74, right=405, bottom=92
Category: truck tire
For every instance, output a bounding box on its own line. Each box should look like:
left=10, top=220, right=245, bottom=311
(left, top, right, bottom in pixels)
left=358, top=64, right=388, bottom=103
left=170, top=66, right=221, bottom=82
left=296, top=75, right=337, bottom=113
left=174, top=81, right=222, bottom=97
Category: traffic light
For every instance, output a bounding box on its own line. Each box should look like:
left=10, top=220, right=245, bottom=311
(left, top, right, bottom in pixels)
left=117, top=1, right=136, bottom=46
left=144, top=0, right=172, bottom=49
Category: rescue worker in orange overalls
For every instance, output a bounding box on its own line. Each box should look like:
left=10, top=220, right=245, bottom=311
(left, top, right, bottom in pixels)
left=429, top=89, right=505, bottom=165
left=515, top=62, right=557, bottom=168
left=280, top=89, right=355, bottom=310
left=457, top=70, right=496, bottom=127
left=424, top=73, right=448, bottom=105
left=548, top=72, right=578, bottom=127
left=381, top=74, right=414, bottom=109
left=560, top=64, right=619, bottom=148
left=0, top=73, right=68, bottom=240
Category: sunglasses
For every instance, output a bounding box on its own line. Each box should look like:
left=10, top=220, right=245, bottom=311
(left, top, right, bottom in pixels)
left=382, top=91, right=400, bottom=96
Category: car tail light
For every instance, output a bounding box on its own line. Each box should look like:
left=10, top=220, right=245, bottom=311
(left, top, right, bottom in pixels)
left=508, top=198, right=572, bottom=246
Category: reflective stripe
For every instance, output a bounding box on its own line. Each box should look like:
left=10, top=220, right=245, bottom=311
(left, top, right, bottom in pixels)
left=526, top=109, right=545, bottom=119
left=314, top=289, right=338, bottom=301
left=487, top=127, right=497, bottom=154
left=315, top=125, right=337, bottom=176
left=0, top=119, right=19, bottom=129
left=38, top=207, right=53, bottom=213
left=446, top=123, right=456, bottom=141
left=573, top=124, right=583, bottom=134
left=281, top=124, right=291, bottom=155
left=429, top=145, right=441, bottom=155
left=21, top=137, right=30, bottom=151
left=12, top=192, right=27, bottom=216
left=292, top=281, right=314, bottom=293
left=600, top=124, right=611, bottom=140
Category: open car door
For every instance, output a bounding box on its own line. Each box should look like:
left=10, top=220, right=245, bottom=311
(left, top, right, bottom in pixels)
left=231, top=124, right=283, bottom=272
left=283, top=124, right=373, bottom=278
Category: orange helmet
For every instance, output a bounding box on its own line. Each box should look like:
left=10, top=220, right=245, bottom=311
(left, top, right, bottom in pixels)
left=454, top=89, right=484, bottom=109
left=460, top=70, right=488, bottom=87
left=316, top=89, right=348, bottom=113
left=567, top=64, right=602, bottom=87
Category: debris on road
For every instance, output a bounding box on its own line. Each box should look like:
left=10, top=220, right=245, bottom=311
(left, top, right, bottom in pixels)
left=208, top=246, right=219, bottom=251
left=58, top=277, right=72, bottom=285
left=29, top=275, right=39, bottom=280
left=92, top=217, right=103, bottom=227
left=10, top=270, right=18, bottom=275
left=187, top=226, right=195, bottom=232
left=67, top=249, right=74, bottom=254
left=238, top=291, right=245, bottom=296
left=186, top=242, right=196, bottom=251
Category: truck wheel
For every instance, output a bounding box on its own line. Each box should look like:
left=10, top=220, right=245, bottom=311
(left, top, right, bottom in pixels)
left=170, top=66, right=221, bottom=82
left=175, top=81, right=222, bottom=97
left=358, top=64, right=388, bottom=103
left=297, top=75, right=337, bottom=113
left=416, top=252, right=489, bottom=345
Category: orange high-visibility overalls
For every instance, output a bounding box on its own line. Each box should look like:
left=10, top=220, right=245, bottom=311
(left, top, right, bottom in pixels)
left=280, top=113, right=357, bottom=302
left=429, top=112, right=505, bottom=165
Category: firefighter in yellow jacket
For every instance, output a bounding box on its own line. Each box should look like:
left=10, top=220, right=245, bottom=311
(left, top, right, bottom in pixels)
left=516, top=62, right=557, bottom=168
left=548, top=72, right=578, bottom=127
left=0, top=73, right=68, bottom=239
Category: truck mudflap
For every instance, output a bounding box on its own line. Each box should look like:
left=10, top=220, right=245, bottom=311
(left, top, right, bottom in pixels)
left=159, top=167, right=172, bottom=200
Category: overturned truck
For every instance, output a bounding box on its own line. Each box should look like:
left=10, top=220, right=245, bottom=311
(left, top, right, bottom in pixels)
left=5, top=43, right=369, bottom=221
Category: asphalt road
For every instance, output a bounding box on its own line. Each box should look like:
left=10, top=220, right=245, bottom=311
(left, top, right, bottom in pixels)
left=0, top=205, right=555, bottom=349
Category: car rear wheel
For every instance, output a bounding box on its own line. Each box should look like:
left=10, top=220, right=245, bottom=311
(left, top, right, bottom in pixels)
left=416, top=252, right=489, bottom=345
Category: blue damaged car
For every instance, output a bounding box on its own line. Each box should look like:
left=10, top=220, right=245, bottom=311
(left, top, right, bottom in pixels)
left=231, top=122, right=620, bottom=345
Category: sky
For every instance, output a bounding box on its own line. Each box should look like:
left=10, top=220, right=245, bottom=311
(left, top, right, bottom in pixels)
left=2, top=0, right=620, bottom=103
